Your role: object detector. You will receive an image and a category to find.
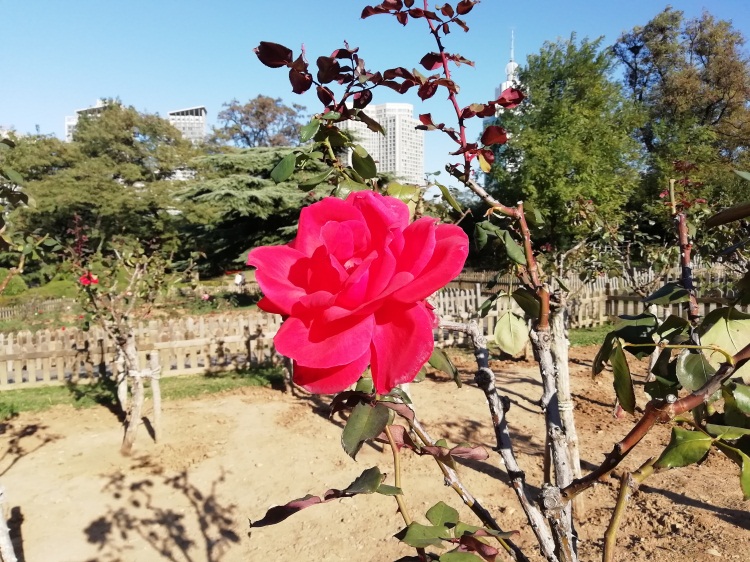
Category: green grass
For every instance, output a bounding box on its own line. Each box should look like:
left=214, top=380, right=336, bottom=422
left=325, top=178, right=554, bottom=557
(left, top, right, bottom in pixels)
left=0, top=366, right=284, bottom=421
left=568, top=323, right=614, bottom=347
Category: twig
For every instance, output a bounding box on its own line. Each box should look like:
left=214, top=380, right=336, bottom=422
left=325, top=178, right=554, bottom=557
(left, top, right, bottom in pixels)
left=602, top=458, right=659, bottom=562
left=561, top=341, right=750, bottom=501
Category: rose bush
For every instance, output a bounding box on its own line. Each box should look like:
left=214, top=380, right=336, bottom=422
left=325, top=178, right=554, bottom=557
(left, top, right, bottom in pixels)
left=248, top=191, right=469, bottom=393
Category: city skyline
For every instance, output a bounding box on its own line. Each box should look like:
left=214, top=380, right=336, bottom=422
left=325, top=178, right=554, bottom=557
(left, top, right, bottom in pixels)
left=2, top=1, right=749, bottom=185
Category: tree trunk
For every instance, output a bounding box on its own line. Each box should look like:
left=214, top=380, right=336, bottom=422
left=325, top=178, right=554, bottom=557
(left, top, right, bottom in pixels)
left=120, top=331, right=144, bottom=456
left=549, top=295, right=584, bottom=514
left=150, top=351, right=162, bottom=443
left=0, top=484, right=17, bottom=562
left=530, top=327, right=578, bottom=562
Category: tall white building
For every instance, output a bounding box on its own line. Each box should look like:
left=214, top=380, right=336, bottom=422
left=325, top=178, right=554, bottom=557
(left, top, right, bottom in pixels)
left=64, top=99, right=108, bottom=142
left=338, top=103, right=424, bottom=185
left=168, top=106, right=207, bottom=144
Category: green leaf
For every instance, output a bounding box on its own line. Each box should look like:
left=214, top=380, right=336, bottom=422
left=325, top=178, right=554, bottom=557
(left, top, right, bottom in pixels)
left=355, top=375, right=374, bottom=394
left=700, top=307, right=750, bottom=379
left=1, top=167, right=23, bottom=185
left=723, top=385, right=750, bottom=428
left=297, top=169, right=332, bottom=190
left=734, top=169, right=750, bottom=182
left=477, top=294, right=499, bottom=318
left=474, top=223, right=489, bottom=251
left=494, top=311, right=529, bottom=356
left=655, top=427, right=713, bottom=468
left=498, top=230, right=526, bottom=265
left=386, top=182, right=419, bottom=203
left=299, top=119, right=321, bottom=143
left=394, top=522, right=449, bottom=549
left=610, top=340, right=635, bottom=414
left=522, top=201, right=544, bottom=226
left=440, top=552, right=482, bottom=562
left=334, top=178, right=369, bottom=198
left=341, top=402, right=390, bottom=459
left=511, top=287, right=540, bottom=318
left=643, top=282, right=689, bottom=305
left=655, top=314, right=690, bottom=343
left=320, top=111, right=341, bottom=120
left=426, top=501, right=459, bottom=527
left=713, top=441, right=750, bottom=499
left=728, top=383, right=750, bottom=414
left=270, top=152, right=297, bottom=183
left=592, top=332, right=616, bottom=376
left=376, top=484, right=403, bottom=496
left=675, top=350, right=716, bottom=392
left=344, top=466, right=385, bottom=494
left=428, top=348, right=461, bottom=388
left=436, top=182, right=462, bottom=213
left=705, top=424, right=750, bottom=440
left=352, top=144, right=377, bottom=179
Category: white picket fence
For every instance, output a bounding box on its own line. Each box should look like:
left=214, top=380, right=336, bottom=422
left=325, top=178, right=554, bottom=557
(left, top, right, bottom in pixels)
left=1, top=277, right=745, bottom=390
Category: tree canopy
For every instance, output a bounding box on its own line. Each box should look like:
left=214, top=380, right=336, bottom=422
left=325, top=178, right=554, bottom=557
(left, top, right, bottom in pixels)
left=210, top=95, right=306, bottom=147
left=485, top=35, right=641, bottom=252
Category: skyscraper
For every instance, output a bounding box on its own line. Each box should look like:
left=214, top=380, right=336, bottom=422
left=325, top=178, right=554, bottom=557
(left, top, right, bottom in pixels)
left=338, top=103, right=424, bottom=185
left=64, top=99, right=108, bottom=142
left=168, top=106, right=207, bottom=144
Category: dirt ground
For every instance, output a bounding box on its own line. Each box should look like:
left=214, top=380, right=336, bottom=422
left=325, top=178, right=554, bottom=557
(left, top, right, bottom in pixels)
left=1, top=346, right=748, bottom=562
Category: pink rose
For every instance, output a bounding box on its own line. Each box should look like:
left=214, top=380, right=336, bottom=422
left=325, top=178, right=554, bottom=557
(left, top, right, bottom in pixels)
left=248, top=191, right=468, bottom=394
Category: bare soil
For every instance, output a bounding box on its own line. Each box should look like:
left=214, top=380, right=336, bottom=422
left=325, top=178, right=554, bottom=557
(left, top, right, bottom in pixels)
left=1, top=346, right=748, bottom=562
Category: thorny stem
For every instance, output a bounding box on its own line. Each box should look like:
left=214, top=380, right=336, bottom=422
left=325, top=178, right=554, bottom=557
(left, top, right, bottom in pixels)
left=384, top=425, right=412, bottom=526
left=561, top=342, right=750, bottom=501
left=406, top=411, right=528, bottom=562
left=602, top=458, right=659, bottom=562
left=625, top=342, right=734, bottom=365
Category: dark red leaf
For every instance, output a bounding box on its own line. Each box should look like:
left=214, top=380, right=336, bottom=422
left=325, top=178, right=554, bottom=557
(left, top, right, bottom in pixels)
left=382, top=0, right=403, bottom=9
left=423, top=10, right=440, bottom=20
left=440, top=4, right=454, bottom=17
left=449, top=445, right=489, bottom=460
left=250, top=494, right=323, bottom=527
left=418, top=81, right=439, bottom=100
left=361, top=6, right=388, bottom=18
left=396, top=11, right=409, bottom=25
left=456, top=0, right=477, bottom=15
left=404, top=0, right=414, bottom=6
left=353, top=89, right=373, bottom=109
left=375, top=424, right=417, bottom=451
left=317, top=56, right=341, bottom=83
left=330, top=46, right=359, bottom=59
left=380, top=79, right=415, bottom=94
left=454, top=17, right=469, bottom=32
left=478, top=149, right=495, bottom=164
left=450, top=143, right=477, bottom=155
left=481, top=126, right=507, bottom=146
left=289, top=53, right=308, bottom=72
left=408, top=7, right=424, bottom=17
left=383, top=67, right=415, bottom=80
left=378, top=401, right=415, bottom=421
left=254, top=41, right=293, bottom=68
left=419, top=113, right=435, bottom=126
left=497, top=87, right=524, bottom=109
left=433, top=78, right=458, bottom=93
left=420, top=52, right=443, bottom=71
left=446, top=53, right=475, bottom=67
left=458, top=534, right=500, bottom=561
left=442, top=22, right=451, bottom=34
left=289, top=69, right=312, bottom=94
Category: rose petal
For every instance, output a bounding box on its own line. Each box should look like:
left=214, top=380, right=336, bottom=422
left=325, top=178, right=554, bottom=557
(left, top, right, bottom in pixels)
left=398, top=217, right=438, bottom=277
left=247, top=245, right=307, bottom=315
left=393, top=224, right=468, bottom=302
left=275, top=314, right=374, bottom=369
left=370, top=302, right=434, bottom=393
left=293, top=349, right=371, bottom=394
left=294, top=198, right=366, bottom=256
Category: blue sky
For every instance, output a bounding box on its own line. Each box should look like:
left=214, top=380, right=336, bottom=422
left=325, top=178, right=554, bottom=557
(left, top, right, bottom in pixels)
left=2, top=0, right=749, bottom=183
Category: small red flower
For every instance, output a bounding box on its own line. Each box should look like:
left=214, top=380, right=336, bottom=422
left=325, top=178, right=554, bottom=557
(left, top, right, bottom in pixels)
left=79, top=272, right=99, bottom=286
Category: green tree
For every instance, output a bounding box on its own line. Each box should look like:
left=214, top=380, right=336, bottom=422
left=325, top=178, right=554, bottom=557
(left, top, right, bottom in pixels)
left=9, top=101, right=197, bottom=256
left=486, top=35, right=641, bottom=255
left=614, top=7, right=750, bottom=211
left=210, top=95, right=306, bottom=147
left=179, top=146, right=323, bottom=271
